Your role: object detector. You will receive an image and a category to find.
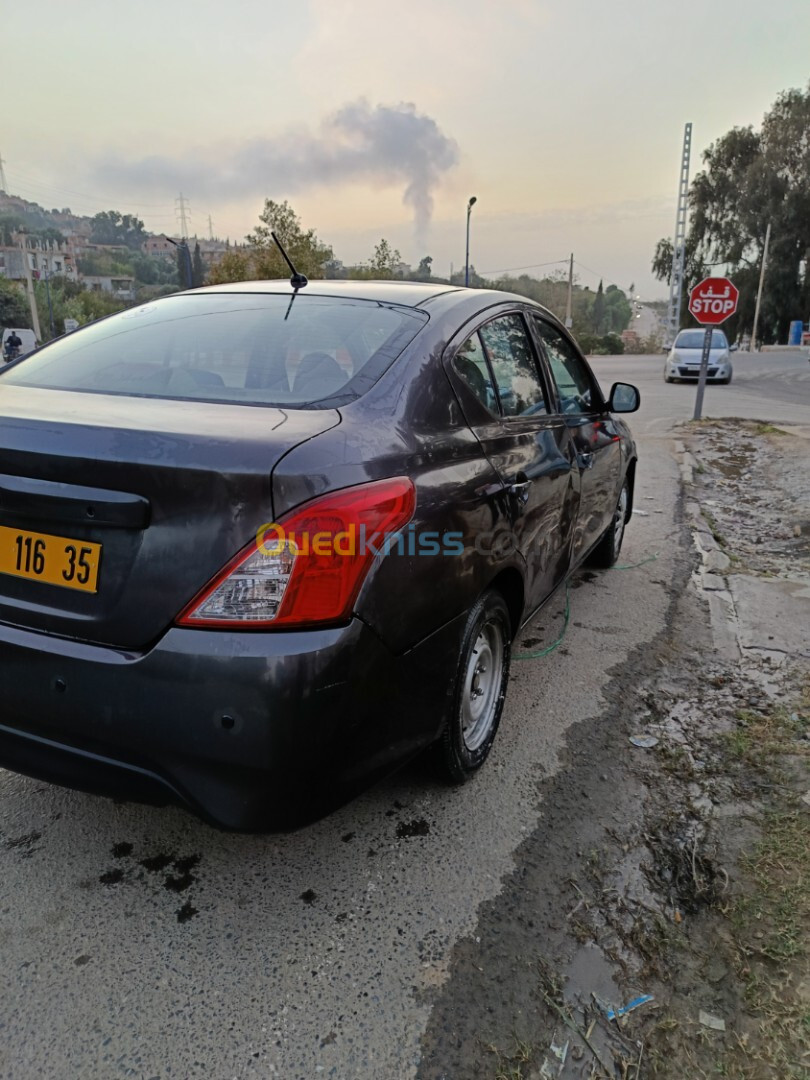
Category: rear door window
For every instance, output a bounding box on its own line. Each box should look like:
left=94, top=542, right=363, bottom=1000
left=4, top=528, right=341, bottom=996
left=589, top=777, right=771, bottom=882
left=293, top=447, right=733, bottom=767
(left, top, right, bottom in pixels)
left=453, top=333, right=499, bottom=413
left=479, top=314, right=549, bottom=417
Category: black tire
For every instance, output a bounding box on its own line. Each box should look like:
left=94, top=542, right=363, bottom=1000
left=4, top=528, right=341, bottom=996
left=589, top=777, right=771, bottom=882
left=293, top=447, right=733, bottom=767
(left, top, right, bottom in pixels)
left=437, top=590, right=511, bottom=783
left=587, top=477, right=629, bottom=569
left=664, top=371, right=674, bottom=383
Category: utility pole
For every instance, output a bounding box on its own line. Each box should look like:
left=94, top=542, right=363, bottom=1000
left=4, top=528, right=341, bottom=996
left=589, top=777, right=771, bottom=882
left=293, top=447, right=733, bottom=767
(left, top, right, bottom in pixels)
left=664, top=122, right=693, bottom=349
left=749, top=222, right=771, bottom=353
left=176, top=192, right=190, bottom=239
left=565, top=252, right=574, bottom=328
left=18, top=237, right=42, bottom=341
left=0, top=150, right=8, bottom=194
left=465, top=196, right=477, bottom=287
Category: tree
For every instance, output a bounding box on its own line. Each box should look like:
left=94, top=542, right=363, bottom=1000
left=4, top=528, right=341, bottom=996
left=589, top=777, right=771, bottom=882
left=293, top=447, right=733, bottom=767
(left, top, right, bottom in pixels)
left=591, top=280, right=606, bottom=334
left=652, top=80, right=810, bottom=343
left=248, top=200, right=333, bottom=279
left=0, top=278, right=32, bottom=329
left=650, top=234, right=710, bottom=326
left=603, top=284, right=632, bottom=333
left=175, top=242, right=194, bottom=289
left=209, top=200, right=333, bottom=284
left=90, top=210, right=147, bottom=250
left=192, top=242, right=205, bottom=288
left=415, top=255, right=433, bottom=281
left=368, top=239, right=402, bottom=279
left=208, top=250, right=254, bottom=285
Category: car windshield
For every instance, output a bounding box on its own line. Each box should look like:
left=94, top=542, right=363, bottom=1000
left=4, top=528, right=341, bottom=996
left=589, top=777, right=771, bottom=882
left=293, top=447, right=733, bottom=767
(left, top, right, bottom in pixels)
left=675, top=330, right=728, bottom=349
left=0, top=292, right=428, bottom=407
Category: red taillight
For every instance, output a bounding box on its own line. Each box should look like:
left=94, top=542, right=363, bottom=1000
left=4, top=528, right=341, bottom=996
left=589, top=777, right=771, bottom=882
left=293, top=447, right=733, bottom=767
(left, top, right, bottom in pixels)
left=176, top=477, right=416, bottom=629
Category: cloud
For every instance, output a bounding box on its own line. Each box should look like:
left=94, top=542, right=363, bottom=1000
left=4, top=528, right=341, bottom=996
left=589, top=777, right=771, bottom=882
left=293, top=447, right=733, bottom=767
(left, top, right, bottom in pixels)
left=91, top=101, right=458, bottom=242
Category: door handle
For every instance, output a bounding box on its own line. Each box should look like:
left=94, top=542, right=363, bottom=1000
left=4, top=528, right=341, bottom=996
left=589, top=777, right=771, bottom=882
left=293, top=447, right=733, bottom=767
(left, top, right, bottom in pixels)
left=577, top=451, right=594, bottom=470
left=508, top=472, right=531, bottom=506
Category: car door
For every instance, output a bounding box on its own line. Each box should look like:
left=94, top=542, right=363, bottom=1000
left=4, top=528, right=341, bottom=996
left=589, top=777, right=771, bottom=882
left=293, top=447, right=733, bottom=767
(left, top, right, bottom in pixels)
left=445, top=311, right=578, bottom=613
left=529, top=316, right=623, bottom=562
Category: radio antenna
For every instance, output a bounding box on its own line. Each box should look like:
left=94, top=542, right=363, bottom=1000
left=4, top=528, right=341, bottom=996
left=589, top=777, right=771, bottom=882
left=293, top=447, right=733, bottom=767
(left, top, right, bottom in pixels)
left=271, top=231, right=308, bottom=290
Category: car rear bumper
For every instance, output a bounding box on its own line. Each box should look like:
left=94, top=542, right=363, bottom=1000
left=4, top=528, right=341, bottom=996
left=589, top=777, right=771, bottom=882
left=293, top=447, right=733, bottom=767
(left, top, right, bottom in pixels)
left=0, top=614, right=463, bottom=830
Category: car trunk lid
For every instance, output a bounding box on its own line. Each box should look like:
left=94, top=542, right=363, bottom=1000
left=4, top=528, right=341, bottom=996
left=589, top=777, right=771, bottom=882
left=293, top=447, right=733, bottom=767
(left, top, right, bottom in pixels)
left=0, top=386, right=339, bottom=648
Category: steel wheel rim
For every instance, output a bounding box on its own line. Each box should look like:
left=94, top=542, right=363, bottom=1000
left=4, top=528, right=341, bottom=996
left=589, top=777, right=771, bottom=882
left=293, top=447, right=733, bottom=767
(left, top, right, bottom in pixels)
left=461, top=620, right=504, bottom=752
left=614, top=484, right=628, bottom=549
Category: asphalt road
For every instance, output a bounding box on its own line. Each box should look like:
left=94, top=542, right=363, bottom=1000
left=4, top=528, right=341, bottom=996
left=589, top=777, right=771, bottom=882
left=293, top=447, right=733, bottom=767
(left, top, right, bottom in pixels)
left=1, top=350, right=808, bottom=1080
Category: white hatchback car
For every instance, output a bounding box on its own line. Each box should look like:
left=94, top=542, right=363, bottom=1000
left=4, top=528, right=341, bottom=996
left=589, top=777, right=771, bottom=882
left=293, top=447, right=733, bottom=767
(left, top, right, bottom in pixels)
left=664, top=328, right=734, bottom=384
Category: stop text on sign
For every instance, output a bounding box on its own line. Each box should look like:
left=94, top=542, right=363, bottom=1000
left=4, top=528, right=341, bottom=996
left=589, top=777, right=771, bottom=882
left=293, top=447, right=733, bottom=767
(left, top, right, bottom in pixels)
left=691, top=296, right=735, bottom=317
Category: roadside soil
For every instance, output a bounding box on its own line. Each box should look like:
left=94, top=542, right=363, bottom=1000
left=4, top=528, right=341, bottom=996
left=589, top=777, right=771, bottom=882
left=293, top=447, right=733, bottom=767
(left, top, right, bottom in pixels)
left=418, top=419, right=810, bottom=1080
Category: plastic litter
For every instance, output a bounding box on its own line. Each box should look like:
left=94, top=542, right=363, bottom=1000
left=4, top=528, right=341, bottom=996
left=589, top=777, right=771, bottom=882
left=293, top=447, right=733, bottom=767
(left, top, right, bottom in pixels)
left=629, top=735, right=659, bottom=748
left=550, top=1039, right=569, bottom=1063
left=538, top=1037, right=569, bottom=1077
left=604, top=994, right=654, bottom=1021
left=699, top=1010, right=726, bottom=1032
left=634, top=510, right=650, bottom=516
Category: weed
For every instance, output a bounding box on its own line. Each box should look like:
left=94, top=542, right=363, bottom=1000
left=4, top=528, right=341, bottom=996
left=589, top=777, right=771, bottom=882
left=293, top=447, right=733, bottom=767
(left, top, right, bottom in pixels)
left=754, top=422, right=789, bottom=436
left=702, top=509, right=728, bottom=549
left=482, top=1035, right=536, bottom=1080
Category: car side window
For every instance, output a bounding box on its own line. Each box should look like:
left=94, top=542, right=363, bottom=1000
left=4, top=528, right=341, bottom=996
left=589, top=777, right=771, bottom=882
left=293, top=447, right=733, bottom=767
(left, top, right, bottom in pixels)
left=532, top=319, right=601, bottom=415
left=479, top=314, right=549, bottom=417
left=453, top=332, right=498, bottom=414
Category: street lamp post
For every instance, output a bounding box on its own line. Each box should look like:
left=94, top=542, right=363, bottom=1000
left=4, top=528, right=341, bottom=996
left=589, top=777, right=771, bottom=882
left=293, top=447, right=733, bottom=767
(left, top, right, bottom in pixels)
left=465, top=196, right=477, bottom=287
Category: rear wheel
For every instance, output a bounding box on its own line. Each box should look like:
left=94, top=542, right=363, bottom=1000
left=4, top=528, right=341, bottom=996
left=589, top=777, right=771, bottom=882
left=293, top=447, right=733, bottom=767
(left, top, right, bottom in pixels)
left=437, top=590, right=511, bottom=783
left=588, top=478, right=629, bottom=569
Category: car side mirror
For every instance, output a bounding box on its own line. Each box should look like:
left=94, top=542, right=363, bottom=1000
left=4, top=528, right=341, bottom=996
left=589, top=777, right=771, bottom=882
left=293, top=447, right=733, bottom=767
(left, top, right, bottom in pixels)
left=608, top=382, right=640, bottom=413
left=729, top=343, right=738, bottom=352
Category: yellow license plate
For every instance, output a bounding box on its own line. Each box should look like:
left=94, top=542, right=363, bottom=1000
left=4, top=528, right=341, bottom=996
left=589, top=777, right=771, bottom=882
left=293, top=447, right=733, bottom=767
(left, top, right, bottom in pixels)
left=0, top=525, right=102, bottom=593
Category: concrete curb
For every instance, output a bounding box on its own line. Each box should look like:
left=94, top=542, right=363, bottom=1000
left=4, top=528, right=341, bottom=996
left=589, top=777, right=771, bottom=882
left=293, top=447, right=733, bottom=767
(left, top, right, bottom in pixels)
left=674, top=439, right=741, bottom=662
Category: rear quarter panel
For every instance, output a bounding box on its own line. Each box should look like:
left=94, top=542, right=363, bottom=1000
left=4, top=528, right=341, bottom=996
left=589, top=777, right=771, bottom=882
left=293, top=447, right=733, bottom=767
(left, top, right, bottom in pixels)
left=271, top=335, right=525, bottom=654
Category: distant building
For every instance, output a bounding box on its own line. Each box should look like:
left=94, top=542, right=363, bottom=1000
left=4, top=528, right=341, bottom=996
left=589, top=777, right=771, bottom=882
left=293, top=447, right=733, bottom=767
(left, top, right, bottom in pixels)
left=81, top=274, right=136, bottom=300
left=143, top=235, right=177, bottom=258
left=0, top=238, right=77, bottom=282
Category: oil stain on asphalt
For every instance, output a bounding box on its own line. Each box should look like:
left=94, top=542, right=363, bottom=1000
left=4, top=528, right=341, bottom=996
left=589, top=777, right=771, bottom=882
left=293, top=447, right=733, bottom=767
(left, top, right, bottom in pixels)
left=96, top=845, right=202, bottom=922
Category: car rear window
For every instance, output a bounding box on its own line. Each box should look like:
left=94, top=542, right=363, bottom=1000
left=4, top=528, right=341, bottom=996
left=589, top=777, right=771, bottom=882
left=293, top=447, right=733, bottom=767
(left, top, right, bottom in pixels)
left=675, top=329, right=727, bottom=349
left=0, top=293, right=428, bottom=407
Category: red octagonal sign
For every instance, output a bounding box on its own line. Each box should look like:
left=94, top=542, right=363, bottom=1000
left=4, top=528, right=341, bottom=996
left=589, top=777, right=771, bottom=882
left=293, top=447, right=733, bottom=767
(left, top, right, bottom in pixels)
left=688, top=276, right=739, bottom=325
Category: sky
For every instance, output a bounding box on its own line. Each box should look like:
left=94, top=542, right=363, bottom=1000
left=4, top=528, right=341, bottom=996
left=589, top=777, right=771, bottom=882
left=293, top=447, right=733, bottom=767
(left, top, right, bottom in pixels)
left=4, top=0, right=810, bottom=297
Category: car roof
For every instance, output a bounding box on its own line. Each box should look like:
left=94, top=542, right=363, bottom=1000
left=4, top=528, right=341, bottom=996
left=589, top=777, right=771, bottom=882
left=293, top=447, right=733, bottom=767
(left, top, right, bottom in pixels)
left=191, top=279, right=561, bottom=324
left=194, top=278, right=464, bottom=308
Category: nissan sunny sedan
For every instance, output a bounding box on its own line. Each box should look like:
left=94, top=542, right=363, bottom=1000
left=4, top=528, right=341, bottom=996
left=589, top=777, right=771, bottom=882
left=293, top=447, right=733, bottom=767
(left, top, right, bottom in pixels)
left=664, top=327, right=735, bottom=383
left=0, top=281, right=639, bottom=830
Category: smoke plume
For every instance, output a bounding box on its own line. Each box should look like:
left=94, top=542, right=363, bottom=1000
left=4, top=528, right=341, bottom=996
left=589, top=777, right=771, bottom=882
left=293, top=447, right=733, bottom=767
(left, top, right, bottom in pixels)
left=93, top=101, right=458, bottom=241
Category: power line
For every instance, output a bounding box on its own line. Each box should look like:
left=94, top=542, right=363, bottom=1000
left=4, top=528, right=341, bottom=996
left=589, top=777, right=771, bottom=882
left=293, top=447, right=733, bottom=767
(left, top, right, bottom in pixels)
left=3, top=167, right=178, bottom=225
left=573, top=259, right=628, bottom=289
left=6, top=166, right=173, bottom=209
left=480, top=258, right=568, bottom=276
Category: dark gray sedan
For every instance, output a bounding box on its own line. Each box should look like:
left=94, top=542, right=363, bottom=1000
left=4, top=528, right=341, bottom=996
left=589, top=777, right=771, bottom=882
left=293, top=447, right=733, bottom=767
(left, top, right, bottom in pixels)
left=0, top=281, right=639, bottom=829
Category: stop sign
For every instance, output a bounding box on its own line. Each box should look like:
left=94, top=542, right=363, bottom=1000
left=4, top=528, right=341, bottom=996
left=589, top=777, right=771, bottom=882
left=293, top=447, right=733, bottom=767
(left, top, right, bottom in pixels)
left=688, top=276, right=739, bottom=324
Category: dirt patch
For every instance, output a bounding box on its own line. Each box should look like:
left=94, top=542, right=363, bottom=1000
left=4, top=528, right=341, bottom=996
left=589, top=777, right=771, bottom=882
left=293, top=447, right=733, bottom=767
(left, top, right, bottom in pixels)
left=417, top=420, right=810, bottom=1080
left=687, top=418, right=810, bottom=575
